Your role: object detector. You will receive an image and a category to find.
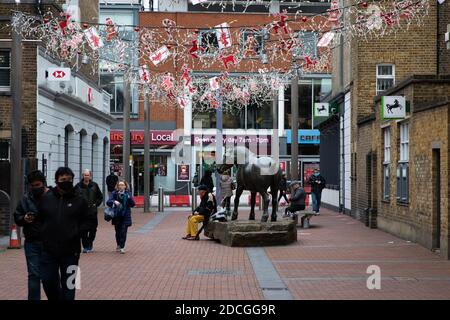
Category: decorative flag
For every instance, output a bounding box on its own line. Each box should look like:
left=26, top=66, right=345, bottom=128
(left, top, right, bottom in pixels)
left=150, top=45, right=171, bottom=66
left=161, top=74, right=174, bottom=92
left=139, top=65, right=151, bottom=84
left=366, top=5, right=383, bottom=30
left=209, top=77, right=220, bottom=91
left=84, top=27, right=104, bottom=50
left=328, top=0, right=341, bottom=27
left=317, top=32, right=335, bottom=47
left=273, top=13, right=288, bottom=34
left=177, top=96, right=187, bottom=109
left=58, top=13, right=71, bottom=34
left=219, top=54, right=236, bottom=69
left=215, top=22, right=232, bottom=49
left=105, top=17, right=118, bottom=41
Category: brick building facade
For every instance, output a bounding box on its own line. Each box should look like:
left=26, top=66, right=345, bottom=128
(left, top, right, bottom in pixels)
left=323, top=0, right=450, bottom=259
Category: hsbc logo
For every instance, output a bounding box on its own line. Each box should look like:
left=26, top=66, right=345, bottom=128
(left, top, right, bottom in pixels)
left=47, top=67, right=71, bottom=81
left=52, top=71, right=66, bottom=78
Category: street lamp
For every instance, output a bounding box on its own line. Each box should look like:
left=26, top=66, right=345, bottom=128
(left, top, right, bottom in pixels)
left=290, top=61, right=300, bottom=181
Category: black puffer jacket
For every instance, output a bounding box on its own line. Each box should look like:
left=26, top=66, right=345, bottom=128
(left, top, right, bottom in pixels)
left=76, top=180, right=103, bottom=223
left=14, top=192, right=46, bottom=241
left=38, top=187, right=94, bottom=255
left=194, top=192, right=217, bottom=221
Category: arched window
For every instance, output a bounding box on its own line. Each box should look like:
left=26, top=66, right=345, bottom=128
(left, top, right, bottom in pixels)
left=79, top=129, right=87, bottom=179
left=64, top=125, right=74, bottom=167
left=91, top=134, right=98, bottom=179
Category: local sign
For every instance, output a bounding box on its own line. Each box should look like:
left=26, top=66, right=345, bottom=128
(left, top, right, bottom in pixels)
left=110, top=130, right=177, bottom=145
left=47, top=67, right=71, bottom=81
left=381, top=96, right=406, bottom=119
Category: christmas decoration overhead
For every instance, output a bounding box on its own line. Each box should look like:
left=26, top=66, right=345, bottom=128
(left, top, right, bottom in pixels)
left=6, top=0, right=429, bottom=111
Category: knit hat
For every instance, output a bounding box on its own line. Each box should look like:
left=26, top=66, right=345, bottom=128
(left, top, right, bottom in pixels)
left=197, top=185, right=209, bottom=191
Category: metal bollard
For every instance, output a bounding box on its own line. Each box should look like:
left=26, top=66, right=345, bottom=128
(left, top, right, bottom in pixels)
left=158, top=187, right=164, bottom=212
left=191, top=187, right=197, bottom=212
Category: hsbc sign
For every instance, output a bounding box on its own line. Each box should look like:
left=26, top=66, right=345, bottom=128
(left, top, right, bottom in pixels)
left=47, top=68, right=71, bottom=81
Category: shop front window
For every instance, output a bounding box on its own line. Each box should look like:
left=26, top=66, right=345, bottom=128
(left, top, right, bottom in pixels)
left=284, top=77, right=331, bottom=130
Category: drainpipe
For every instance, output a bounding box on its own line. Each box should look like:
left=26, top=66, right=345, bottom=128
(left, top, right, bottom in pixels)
left=437, top=1, right=440, bottom=76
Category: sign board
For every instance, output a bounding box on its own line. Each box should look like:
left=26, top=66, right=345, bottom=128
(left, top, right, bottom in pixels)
left=176, top=164, right=190, bottom=182
left=314, top=103, right=330, bottom=117
left=286, top=130, right=320, bottom=145
left=381, top=96, right=406, bottom=119
left=47, top=67, right=71, bottom=81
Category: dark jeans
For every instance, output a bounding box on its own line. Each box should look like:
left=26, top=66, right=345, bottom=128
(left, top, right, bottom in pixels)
left=115, top=223, right=129, bottom=249
left=24, top=240, right=42, bottom=300
left=40, top=250, right=80, bottom=300
left=311, top=192, right=322, bottom=212
left=81, top=227, right=97, bottom=250
left=222, top=196, right=231, bottom=210
left=285, top=204, right=305, bottom=216
left=277, top=192, right=289, bottom=204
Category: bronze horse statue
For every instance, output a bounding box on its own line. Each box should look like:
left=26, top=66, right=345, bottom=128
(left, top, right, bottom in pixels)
left=217, top=146, right=282, bottom=222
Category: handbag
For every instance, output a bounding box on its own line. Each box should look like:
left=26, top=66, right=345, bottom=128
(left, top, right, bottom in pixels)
left=104, top=206, right=116, bottom=221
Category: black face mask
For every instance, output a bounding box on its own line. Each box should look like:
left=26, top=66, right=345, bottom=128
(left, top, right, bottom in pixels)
left=57, top=181, right=73, bottom=192
left=31, top=186, right=45, bottom=198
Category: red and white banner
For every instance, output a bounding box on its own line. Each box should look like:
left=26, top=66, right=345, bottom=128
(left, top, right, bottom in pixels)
left=84, top=27, right=104, bottom=50
left=150, top=45, right=171, bottom=66
left=191, top=0, right=208, bottom=4
left=209, top=77, right=220, bottom=91
left=215, top=22, right=232, bottom=49
left=317, top=32, right=335, bottom=47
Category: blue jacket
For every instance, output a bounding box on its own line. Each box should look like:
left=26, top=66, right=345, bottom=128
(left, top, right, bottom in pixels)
left=107, top=190, right=135, bottom=227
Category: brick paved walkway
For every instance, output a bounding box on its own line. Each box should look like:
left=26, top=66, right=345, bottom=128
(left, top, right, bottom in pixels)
left=1, top=207, right=450, bottom=300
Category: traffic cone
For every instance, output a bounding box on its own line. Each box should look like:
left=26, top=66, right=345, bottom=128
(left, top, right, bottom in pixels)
left=8, top=224, right=21, bottom=249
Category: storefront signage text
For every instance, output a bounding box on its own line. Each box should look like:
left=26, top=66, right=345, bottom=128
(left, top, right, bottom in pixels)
left=110, top=130, right=177, bottom=145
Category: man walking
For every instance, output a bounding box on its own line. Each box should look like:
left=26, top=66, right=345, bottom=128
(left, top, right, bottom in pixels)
left=14, top=170, right=49, bottom=300
left=106, top=170, right=118, bottom=198
left=38, top=167, right=94, bottom=300
left=308, top=168, right=326, bottom=214
left=76, top=169, right=103, bottom=253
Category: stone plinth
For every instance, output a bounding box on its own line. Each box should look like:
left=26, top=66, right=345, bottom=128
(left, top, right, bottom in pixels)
left=204, top=220, right=297, bottom=247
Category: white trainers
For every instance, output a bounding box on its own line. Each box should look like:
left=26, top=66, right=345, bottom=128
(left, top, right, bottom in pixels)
left=119, top=248, right=125, bottom=254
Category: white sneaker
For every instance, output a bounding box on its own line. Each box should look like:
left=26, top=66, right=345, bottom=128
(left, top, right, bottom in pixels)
left=119, top=248, right=125, bottom=254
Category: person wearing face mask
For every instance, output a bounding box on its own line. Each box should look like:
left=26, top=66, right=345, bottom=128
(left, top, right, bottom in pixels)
left=37, top=167, right=94, bottom=300
left=308, top=168, right=326, bottom=214
left=76, top=169, right=103, bottom=253
left=14, top=170, right=49, bottom=300
left=106, top=180, right=135, bottom=254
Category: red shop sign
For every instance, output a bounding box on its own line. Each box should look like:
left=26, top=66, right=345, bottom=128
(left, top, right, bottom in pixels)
left=110, top=130, right=177, bottom=145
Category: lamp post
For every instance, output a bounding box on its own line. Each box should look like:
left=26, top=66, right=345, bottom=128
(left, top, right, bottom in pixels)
left=291, top=65, right=299, bottom=181
left=10, top=18, right=23, bottom=238
left=122, top=79, right=131, bottom=186
left=143, top=89, right=150, bottom=212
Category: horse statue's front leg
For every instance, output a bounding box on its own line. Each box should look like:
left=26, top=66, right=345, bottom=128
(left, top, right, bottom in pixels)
left=260, top=192, right=270, bottom=222
left=232, top=187, right=244, bottom=221
left=270, top=188, right=278, bottom=222
left=249, top=192, right=257, bottom=220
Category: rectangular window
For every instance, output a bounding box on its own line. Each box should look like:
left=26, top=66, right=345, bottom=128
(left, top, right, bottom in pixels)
left=376, top=64, right=395, bottom=95
left=397, top=122, right=409, bottom=203
left=100, top=74, right=124, bottom=114
left=0, top=50, right=11, bottom=92
left=400, top=122, right=409, bottom=162
left=240, top=29, right=264, bottom=57
left=199, top=30, right=219, bottom=55
left=0, top=141, right=9, bottom=160
left=298, top=31, right=318, bottom=59
left=383, top=128, right=391, bottom=163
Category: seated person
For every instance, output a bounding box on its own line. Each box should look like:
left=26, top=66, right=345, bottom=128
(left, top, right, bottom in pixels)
left=283, top=181, right=306, bottom=218
left=183, top=185, right=217, bottom=240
